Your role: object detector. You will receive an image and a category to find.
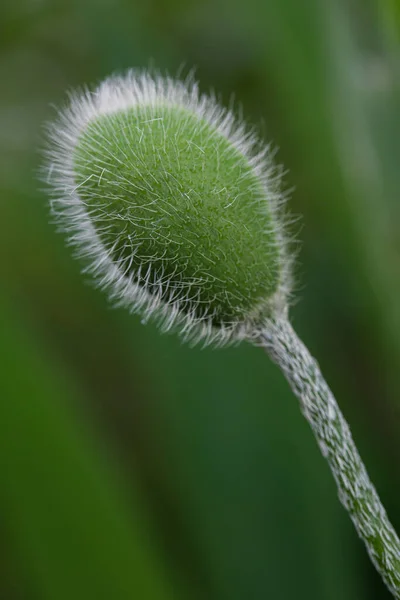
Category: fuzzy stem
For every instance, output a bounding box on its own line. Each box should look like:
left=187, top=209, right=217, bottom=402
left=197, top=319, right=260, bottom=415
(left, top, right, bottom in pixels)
left=259, top=315, right=400, bottom=598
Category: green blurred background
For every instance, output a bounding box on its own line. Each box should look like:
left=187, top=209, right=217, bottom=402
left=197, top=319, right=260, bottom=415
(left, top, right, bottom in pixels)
left=1, top=0, right=399, bottom=598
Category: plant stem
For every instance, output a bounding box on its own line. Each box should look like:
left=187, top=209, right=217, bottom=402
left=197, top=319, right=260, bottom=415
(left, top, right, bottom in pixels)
left=259, top=315, right=400, bottom=598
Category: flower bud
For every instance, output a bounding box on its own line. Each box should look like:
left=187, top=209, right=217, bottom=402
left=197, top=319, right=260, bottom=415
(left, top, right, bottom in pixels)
left=46, top=71, right=291, bottom=345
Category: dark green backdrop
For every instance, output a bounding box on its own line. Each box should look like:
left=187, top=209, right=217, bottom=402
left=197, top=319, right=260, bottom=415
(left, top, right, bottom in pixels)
left=1, top=0, right=399, bottom=598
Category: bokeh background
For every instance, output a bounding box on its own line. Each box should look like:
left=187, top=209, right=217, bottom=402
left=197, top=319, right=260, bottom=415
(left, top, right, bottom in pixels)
left=1, top=0, right=400, bottom=598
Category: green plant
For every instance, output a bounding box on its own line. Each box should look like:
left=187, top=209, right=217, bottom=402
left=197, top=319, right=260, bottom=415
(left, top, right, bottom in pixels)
left=45, top=70, right=400, bottom=597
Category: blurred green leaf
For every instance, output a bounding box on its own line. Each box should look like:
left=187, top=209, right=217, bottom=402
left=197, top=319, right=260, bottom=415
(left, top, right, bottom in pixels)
left=0, top=296, right=176, bottom=600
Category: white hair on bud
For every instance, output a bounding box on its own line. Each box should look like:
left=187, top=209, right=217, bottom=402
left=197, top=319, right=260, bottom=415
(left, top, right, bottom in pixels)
left=43, top=69, right=293, bottom=346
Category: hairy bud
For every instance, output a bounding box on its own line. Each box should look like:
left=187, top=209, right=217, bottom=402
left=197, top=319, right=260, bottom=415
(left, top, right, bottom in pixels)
left=45, top=71, right=291, bottom=345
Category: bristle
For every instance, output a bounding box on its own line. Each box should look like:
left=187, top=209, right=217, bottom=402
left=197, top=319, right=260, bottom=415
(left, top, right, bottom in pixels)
left=42, top=70, right=293, bottom=346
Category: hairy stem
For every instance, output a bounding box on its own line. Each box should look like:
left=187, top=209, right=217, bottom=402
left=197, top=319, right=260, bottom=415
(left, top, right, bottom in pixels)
left=259, top=315, right=400, bottom=598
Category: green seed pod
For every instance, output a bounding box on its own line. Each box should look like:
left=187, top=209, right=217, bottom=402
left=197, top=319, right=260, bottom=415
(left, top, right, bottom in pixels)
left=46, top=71, right=291, bottom=345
